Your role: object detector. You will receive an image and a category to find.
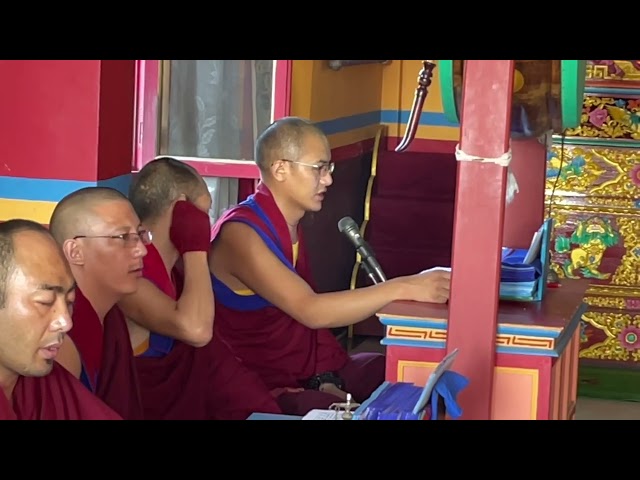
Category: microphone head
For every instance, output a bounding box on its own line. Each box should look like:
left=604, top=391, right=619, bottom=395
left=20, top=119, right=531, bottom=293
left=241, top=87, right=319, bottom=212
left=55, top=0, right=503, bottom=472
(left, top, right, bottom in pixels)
left=338, top=216, right=358, bottom=234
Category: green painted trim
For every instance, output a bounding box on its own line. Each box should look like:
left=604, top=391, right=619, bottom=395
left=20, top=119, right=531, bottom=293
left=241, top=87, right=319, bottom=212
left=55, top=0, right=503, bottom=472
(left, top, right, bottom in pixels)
left=439, top=60, right=459, bottom=124
left=585, top=86, right=640, bottom=97
left=561, top=60, right=587, bottom=130
left=579, top=365, right=640, bottom=402
left=551, top=135, right=640, bottom=149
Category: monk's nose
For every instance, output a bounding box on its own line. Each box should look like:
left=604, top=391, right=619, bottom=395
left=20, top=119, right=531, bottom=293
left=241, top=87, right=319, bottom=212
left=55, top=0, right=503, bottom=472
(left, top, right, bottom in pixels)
left=134, top=241, right=147, bottom=258
left=51, top=309, right=73, bottom=333
left=321, top=171, right=333, bottom=187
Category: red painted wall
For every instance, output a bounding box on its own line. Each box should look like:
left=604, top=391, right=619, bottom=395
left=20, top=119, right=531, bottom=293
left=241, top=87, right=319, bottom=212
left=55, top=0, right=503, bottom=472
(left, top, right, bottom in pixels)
left=0, top=60, right=135, bottom=182
left=502, top=138, right=547, bottom=249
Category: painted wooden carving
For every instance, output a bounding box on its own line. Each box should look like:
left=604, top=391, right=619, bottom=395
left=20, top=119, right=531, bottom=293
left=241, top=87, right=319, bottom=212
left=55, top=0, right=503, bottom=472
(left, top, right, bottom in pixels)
left=546, top=141, right=640, bottom=365
left=564, top=94, right=640, bottom=142
left=586, top=60, right=640, bottom=86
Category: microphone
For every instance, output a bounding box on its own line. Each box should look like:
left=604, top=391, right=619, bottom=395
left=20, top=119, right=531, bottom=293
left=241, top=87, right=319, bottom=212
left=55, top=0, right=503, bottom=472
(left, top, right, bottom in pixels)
left=338, top=216, right=387, bottom=283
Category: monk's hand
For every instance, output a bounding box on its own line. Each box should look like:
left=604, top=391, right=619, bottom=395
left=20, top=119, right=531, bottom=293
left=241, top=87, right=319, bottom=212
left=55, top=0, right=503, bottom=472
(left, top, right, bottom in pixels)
left=402, top=267, right=451, bottom=304
left=270, top=387, right=304, bottom=398
left=319, top=383, right=349, bottom=401
left=169, top=200, right=212, bottom=255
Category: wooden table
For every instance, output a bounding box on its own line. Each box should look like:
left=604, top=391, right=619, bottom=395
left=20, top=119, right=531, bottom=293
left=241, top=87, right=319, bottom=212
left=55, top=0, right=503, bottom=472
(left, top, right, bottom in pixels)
left=377, top=279, right=590, bottom=420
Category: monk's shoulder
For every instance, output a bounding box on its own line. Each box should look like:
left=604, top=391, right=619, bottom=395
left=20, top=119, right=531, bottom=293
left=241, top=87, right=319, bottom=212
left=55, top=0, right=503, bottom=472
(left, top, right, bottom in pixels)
left=218, top=219, right=263, bottom=248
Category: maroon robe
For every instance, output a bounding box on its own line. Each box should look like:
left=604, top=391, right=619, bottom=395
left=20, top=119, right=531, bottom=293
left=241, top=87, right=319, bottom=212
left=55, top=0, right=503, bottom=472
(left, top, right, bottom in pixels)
left=1, top=362, right=121, bottom=420
left=210, top=182, right=385, bottom=415
left=68, top=288, right=144, bottom=420
left=133, top=243, right=282, bottom=420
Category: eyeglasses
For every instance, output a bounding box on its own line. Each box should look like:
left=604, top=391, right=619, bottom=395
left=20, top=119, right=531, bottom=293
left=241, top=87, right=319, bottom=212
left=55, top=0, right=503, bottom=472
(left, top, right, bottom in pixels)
left=283, top=159, right=335, bottom=176
left=73, top=229, right=153, bottom=247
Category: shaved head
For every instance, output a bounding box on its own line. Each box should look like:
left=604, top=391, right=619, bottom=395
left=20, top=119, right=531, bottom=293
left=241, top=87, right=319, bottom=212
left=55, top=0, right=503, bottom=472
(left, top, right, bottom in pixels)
left=0, top=219, right=53, bottom=308
left=255, top=117, right=328, bottom=172
left=48, top=186, right=147, bottom=308
left=129, top=157, right=208, bottom=223
left=0, top=219, right=75, bottom=387
left=49, top=187, right=130, bottom=244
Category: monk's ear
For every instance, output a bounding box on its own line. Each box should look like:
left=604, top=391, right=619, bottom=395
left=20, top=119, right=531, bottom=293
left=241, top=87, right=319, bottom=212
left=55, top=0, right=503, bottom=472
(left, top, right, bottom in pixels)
left=271, top=159, right=288, bottom=182
left=62, top=239, right=85, bottom=266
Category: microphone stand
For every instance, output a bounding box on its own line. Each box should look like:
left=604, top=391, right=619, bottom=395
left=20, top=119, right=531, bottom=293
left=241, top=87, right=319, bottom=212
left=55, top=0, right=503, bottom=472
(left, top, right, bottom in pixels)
left=360, top=260, right=380, bottom=285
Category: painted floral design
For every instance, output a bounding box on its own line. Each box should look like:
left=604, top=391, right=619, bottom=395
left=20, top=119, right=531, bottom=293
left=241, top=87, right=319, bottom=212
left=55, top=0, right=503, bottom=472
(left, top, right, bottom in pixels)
left=580, top=321, right=591, bottom=344
left=626, top=298, right=640, bottom=310
left=588, top=108, right=608, bottom=127
left=618, top=326, right=640, bottom=351
left=568, top=96, right=640, bottom=140
left=630, top=164, right=640, bottom=188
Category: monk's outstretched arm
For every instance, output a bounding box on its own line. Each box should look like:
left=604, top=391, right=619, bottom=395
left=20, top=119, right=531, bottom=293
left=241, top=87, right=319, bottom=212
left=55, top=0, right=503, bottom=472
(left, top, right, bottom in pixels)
left=218, top=223, right=450, bottom=330
left=118, top=252, right=214, bottom=347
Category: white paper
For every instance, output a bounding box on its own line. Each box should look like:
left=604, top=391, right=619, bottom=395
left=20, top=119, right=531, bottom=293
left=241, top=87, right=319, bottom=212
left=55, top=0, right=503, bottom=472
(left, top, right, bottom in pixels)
left=302, top=409, right=344, bottom=420
left=420, top=266, right=452, bottom=274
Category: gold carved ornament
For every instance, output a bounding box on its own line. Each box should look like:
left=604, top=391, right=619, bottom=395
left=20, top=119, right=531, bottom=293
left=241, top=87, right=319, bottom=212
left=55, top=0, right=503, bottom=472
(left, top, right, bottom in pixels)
left=585, top=60, right=640, bottom=83
left=564, top=96, right=640, bottom=141
left=545, top=146, right=640, bottom=287
left=580, top=312, right=640, bottom=361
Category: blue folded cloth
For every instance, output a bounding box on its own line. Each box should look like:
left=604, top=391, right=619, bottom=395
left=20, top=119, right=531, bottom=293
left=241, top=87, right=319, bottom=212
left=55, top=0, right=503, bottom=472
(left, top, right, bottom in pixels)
left=430, top=370, right=470, bottom=420
left=500, top=248, right=542, bottom=283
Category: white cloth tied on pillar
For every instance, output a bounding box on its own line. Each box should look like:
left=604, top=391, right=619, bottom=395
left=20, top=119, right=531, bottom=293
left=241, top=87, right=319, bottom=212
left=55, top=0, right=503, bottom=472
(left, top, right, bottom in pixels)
left=454, top=142, right=519, bottom=205
left=537, top=129, right=554, bottom=150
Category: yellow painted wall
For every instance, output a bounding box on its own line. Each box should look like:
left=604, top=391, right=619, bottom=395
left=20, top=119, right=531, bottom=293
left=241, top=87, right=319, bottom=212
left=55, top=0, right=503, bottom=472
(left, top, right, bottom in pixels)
left=290, top=60, right=460, bottom=149
left=290, top=60, right=384, bottom=149
left=381, top=60, right=460, bottom=142
left=0, top=198, right=55, bottom=224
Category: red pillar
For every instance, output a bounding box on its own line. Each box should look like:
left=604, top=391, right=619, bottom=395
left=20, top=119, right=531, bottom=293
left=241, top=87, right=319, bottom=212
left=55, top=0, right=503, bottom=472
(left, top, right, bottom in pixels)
left=445, top=60, right=515, bottom=420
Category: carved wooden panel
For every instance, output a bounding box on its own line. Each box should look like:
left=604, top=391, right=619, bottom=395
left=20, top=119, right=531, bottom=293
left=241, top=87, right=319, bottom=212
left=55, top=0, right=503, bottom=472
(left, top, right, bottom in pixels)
left=585, top=60, right=640, bottom=87
left=548, top=60, right=640, bottom=367
left=546, top=208, right=639, bottom=289
left=563, top=94, right=640, bottom=142
left=545, top=144, right=640, bottom=208
left=545, top=144, right=640, bottom=300
left=546, top=202, right=640, bottom=363
left=578, top=308, right=640, bottom=363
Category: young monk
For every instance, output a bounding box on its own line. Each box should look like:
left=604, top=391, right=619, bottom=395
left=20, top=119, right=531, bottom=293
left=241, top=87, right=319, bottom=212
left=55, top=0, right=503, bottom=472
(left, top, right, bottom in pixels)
left=209, top=117, right=453, bottom=415
left=0, top=219, right=121, bottom=420
left=118, top=157, right=282, bottom=420
left=49, top=187, right=148, bottom=420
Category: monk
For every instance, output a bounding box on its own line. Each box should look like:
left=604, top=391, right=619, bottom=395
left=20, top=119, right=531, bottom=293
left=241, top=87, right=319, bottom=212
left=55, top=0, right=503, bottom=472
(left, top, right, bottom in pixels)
left=118, top=157, right=282, bottom=420
left=210, top=117, right=452, bottom=416
left=50, top=187, right=148, bottom=420
left=0, top=219, right=120, bottom=420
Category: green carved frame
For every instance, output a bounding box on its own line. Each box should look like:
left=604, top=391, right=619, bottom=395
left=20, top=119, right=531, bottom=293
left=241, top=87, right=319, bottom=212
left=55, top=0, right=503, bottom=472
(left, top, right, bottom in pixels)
left=439, top=60, right=459, bottom=124
left=439, top=60, right=586, bottom=131
left=560, top=60, right=586, bottom=130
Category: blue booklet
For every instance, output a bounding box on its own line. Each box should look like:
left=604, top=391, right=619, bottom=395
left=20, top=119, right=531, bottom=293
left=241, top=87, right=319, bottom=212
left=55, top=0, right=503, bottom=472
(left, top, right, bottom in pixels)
left=499, top=219, right=552, bottom=302
left=354, top=349, right=460, bottom=420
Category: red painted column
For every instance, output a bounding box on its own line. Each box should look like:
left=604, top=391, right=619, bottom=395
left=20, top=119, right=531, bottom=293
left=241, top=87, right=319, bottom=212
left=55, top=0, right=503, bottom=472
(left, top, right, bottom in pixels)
left=445, top=60, right=515, bottom=420
left=96, top=61, right=137, bottom=182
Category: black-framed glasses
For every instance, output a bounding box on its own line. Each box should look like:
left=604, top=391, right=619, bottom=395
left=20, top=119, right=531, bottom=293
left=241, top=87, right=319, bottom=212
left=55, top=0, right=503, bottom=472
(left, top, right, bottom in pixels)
left=283, top=159, right=335, bottom=176
left=73, top=229, right=153, bottom=247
